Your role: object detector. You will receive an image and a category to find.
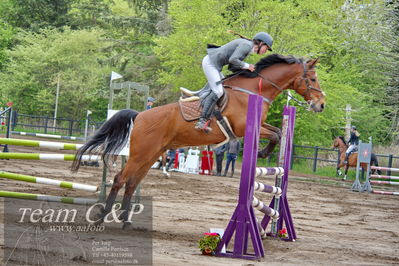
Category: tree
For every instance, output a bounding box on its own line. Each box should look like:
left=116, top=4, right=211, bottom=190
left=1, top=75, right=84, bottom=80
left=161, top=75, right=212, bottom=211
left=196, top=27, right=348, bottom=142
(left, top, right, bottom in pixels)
left=0, top=19, right=14, bottom=71
left=0, top=0, right=74, bottom=31
left=154, top=0, right=397, bottom=145
left=0, top=28, right=112, bottom=119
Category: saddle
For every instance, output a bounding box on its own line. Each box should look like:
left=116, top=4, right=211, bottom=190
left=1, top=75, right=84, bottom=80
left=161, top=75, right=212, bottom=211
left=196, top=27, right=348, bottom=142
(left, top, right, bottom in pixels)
left=348, top=147, right=358, bottom=154
left=178, top=84, right=236, bottom=145
left=178, top=84, right=228, bottom=121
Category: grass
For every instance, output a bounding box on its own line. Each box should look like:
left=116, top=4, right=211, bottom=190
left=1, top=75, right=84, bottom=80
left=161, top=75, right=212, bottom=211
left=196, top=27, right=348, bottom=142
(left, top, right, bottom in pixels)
left=237, top=154, right=365, bottom=182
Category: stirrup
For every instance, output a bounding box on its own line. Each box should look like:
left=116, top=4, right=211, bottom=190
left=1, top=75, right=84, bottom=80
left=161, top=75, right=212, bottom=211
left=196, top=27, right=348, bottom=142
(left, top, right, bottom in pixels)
left=195, top=119, right=212, bottom=133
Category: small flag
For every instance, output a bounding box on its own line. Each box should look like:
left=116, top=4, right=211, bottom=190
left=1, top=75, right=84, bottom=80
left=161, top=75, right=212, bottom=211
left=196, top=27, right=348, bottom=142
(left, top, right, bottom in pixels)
left=110, top=71, right=123, bottom=81
left=87, top=110, right=92, bottom=116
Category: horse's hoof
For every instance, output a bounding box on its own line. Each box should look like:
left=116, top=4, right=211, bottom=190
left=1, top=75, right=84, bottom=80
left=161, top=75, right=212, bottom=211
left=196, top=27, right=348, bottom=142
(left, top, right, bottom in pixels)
left=93, top=217, right=104, bottom=226
left=92, top=210, right=107, bottom=226
left=162, top=171, right=170, bottom=177
left=257, top=152, right=266, bottom=159
left=342, top=176, right=347, bottom=181
left=122, top=221, right=132, bottom=230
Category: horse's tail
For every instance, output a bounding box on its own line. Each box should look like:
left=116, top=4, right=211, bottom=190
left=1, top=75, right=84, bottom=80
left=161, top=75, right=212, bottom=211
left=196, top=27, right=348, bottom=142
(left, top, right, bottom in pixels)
left=71, top=109, right=139, bottom=172
left=370, top=153, right=381, bottom=175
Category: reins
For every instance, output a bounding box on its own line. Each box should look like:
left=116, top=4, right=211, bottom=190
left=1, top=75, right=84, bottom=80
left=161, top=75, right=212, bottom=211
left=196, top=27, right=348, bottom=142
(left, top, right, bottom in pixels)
left=254, top=61, right=324, bottom=111
left=216, top=70, right=245, bottom=85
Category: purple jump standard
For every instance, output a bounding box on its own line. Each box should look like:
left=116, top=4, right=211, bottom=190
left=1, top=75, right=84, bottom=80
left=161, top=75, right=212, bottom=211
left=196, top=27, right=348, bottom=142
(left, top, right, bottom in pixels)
left=215, top=95, right=297, bottom=260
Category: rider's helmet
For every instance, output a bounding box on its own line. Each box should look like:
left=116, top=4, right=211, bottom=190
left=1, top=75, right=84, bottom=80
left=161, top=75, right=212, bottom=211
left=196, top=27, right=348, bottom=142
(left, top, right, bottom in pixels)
left=147, top=97, right=155, bottom=103
left=351, top=126, right=356, bottom=130
left=253, top=32, right=273, bottom=51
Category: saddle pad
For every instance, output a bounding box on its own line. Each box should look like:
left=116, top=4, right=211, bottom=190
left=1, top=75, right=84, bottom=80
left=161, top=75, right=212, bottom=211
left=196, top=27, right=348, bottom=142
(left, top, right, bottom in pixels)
left=178, top=91, right=229, bottom=122
left=178, top=100, right=202, bottom=122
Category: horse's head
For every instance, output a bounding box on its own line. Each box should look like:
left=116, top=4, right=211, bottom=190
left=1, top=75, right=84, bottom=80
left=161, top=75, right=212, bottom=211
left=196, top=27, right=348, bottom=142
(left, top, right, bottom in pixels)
left=332, top=137, right=340, bottom=148
left=333, top=136, right=347, bottom=148
left=292, top=58, right=325, bottom=112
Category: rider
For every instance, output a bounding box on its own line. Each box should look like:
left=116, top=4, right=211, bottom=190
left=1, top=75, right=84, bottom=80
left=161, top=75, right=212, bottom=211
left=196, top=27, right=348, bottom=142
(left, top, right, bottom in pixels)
left=147, top=97, right=155, bottom=110
left=195, top=32, right=273, bottom=132
left=344, top=126, right=360, bottom=164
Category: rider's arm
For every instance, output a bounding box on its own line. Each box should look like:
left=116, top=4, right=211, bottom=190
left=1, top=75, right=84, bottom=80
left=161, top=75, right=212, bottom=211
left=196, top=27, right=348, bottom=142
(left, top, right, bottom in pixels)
left=228, top=43, right=252, bottom=70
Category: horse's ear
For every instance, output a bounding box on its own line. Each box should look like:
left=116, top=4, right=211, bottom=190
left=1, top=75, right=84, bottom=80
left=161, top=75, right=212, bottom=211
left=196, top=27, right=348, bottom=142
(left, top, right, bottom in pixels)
left=308, top=58, right=320, bottom=68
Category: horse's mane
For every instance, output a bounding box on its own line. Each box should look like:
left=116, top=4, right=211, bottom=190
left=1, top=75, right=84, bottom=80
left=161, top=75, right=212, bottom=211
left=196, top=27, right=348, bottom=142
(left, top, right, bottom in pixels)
left=226, top=54, right=304, bottom=79
left=338, top=136, right=347, bottom=145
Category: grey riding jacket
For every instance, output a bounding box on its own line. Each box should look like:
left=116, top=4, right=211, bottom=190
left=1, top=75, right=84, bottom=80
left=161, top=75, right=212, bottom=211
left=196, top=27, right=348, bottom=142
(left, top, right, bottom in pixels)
left=206, top=39, right=254, bottom=71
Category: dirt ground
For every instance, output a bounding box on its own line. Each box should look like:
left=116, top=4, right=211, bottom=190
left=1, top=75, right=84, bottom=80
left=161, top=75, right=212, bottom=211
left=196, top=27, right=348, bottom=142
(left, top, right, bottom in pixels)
left=1, top=141, right=399, bottom=265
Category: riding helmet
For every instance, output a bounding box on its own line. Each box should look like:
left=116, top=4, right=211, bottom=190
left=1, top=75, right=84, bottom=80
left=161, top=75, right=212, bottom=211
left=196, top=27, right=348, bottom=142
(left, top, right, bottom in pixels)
left=253, top=32, right=273, bottom=51
left=351, top=126, right=356, bottom=130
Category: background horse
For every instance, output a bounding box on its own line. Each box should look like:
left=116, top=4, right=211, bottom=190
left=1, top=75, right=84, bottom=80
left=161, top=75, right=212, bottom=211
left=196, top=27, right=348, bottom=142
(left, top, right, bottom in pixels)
left=72, top=54, right=326, bottom=227
left=333, top=136, right=380, bottom=180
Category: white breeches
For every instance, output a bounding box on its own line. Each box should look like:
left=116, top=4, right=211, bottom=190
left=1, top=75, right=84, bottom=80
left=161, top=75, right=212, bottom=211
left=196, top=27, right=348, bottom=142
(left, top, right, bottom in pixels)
left=202, top=55, right=224, bottom=98
left=346, top=144, right=357, bottom=154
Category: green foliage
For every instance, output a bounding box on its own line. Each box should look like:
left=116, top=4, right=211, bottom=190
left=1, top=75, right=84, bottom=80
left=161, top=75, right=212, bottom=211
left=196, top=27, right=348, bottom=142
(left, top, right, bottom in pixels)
left=0, top=28, right=111, bottom=119
left=0, top=0, right=397, bottom=147
left=0, top=19, right=14, bottom=70
left=198, top=233, right=221, bottom=253
left=0, top=0, right=74, bottom=31
left=155, top=0, right=397, bottom=146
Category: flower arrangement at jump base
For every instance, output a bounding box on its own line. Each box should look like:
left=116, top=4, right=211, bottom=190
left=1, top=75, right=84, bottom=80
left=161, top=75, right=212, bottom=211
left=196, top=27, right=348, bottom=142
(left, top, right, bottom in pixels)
left=198, top=232, right=221, bottom=255
left=278, top=228, right=288, bottom=238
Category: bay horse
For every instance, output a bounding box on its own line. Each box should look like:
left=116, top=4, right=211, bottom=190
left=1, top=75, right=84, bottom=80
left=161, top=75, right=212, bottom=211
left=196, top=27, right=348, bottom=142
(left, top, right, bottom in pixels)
left=72, top=54, right=326, bottom=226
left=333, top=136, right=380, bottom=180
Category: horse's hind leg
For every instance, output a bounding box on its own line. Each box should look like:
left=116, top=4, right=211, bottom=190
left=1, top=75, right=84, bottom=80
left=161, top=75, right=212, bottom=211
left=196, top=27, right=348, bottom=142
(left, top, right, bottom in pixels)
left=119, top=178, right=138, bottom=229
left=343, top=165, right=349, bottom=181
left=95, top=170, right=125, bottom=225
left=117, top=154, right=163, bottom=228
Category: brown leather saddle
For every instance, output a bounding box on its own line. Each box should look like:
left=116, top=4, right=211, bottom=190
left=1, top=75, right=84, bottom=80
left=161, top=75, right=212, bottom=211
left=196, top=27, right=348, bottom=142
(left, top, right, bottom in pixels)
left=178, top=88, right=229, bottom=122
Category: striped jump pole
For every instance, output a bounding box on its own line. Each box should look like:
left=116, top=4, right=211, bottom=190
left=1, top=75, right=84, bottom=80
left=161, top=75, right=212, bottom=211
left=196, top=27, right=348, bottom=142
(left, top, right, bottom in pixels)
left=255, top=167, right=284, bottom=178
left=372, top=190, right=399, bottom=196
left=0, top=190, right=97, bottom=205
left=252, top=196, right=279, bottom=220
left=371, top=166, right=399, bottom=173
left=0, top=138, right=83, bottom=150
left=253, top=167, right=283, bottom=239
left=0, top=171, right=98, bottom=192
left=366, top=167, right=399, bottom=195
left=370, top=180, right=399, bottom=186
left=0, top=153, right=99, bottom=161
left=12, top=131, right=85, bottom=141
left=370, top=174, right=399, bottom=181
left=254, top=181, right=282, bottom=196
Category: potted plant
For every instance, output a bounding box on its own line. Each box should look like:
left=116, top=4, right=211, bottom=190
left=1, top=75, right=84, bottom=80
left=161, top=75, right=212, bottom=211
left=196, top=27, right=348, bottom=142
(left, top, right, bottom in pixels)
left=198, top=232, right=221, bottom=255
left=278, top=228, right=288, bottom=239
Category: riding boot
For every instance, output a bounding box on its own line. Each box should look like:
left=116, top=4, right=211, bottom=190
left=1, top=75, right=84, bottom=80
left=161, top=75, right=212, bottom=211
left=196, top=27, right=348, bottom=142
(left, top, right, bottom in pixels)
left=195, top=91, right=219, bottom=132
left=343, top=153, right=349, bottom=164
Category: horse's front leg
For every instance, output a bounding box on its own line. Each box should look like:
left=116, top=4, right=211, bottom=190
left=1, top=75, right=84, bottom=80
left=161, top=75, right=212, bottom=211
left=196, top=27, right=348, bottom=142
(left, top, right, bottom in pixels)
left=343, top=164, right=350, bottom=181
left=336, top=166, right=342, bottom=176
left=258, top=123, right=281, bottom=159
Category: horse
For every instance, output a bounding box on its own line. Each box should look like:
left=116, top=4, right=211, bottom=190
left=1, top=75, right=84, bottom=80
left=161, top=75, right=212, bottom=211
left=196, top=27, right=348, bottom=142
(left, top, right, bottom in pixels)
left=333, top=136, right=380, bottom=180
left=72, top=54, right=326, bottom=227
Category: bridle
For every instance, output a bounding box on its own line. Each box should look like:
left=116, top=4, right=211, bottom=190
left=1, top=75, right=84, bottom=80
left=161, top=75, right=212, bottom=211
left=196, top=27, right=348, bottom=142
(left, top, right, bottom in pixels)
left=255, top=61, right=325, bottom=110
